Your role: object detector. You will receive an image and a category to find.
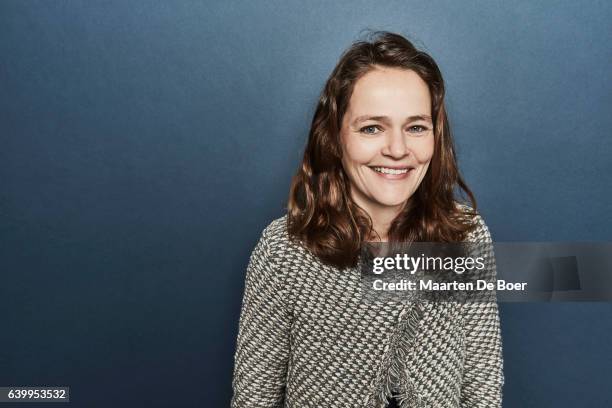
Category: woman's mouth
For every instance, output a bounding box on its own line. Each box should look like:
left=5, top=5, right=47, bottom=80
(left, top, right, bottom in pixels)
left=369, top=166, right=415, bottom=180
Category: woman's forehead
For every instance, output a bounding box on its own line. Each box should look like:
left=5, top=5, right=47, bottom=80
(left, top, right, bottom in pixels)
left=347, top=67, right=432, bottom=119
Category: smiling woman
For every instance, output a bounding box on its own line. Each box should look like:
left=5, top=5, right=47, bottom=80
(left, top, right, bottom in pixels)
left=231, top=31, right=503, bottom=408
left=284, top=34, right=482, bottom=271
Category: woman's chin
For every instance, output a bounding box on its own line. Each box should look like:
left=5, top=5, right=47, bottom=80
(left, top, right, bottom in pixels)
left=372, top=196, right=411, bottom=209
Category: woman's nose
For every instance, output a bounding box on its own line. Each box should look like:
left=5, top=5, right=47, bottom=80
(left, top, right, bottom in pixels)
left=382, top=128, right=409, bottom=159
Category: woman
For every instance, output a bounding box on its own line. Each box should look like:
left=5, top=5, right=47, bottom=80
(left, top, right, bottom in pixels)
left=231, top=31, right=503, bottom=408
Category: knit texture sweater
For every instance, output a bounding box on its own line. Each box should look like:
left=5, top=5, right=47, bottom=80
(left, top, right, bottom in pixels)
left=231, top=212, right=504, bottom=408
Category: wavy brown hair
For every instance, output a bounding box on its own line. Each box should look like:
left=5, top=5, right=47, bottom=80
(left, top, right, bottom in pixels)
left=287, top=31, right=478, bottom=269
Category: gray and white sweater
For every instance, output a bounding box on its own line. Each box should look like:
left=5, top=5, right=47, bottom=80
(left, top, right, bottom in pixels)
left=231, top=213, right=503, bottom=408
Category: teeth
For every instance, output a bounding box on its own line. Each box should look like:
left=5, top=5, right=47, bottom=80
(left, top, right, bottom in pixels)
left=372, top=167, right=410, bottom=175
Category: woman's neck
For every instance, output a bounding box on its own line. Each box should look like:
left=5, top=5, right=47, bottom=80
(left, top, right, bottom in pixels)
left=349, top=190, right=410, bottom=242
left=361, top=201, right=407, bottom=242
left=369, top=210, right=396, bottom=241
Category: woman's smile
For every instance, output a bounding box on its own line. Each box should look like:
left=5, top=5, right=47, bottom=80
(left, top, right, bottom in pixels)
left=369, top=165, right=415, bottom=180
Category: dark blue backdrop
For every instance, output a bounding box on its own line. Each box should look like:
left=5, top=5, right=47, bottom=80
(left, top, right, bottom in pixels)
left=1, top=1, right=611, bottom=407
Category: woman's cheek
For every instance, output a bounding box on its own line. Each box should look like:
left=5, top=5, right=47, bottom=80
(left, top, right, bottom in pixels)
left=413, top=135, right=435, bottom=163
left=345, top=137, right=376, bottom=163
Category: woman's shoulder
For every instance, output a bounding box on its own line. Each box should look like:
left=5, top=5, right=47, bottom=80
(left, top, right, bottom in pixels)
left=256, top=213, right=303, bottom=261
left=258, top=213, right=334, bottom=270
left=258, top=214, right=290, bottom=254
left=453, top=201, right=493, bottom=243
left=261, top=213, right=289, bottom=240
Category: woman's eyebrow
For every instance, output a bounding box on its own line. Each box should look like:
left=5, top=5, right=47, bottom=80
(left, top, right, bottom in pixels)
left=352, top=114, right=432, bottom=126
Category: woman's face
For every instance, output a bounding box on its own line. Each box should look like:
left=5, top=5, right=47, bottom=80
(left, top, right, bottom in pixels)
left=340, top=66, right=435, bottom=215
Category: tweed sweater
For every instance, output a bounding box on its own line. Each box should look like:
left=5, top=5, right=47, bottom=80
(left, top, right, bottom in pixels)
left=231, top=212, right=504, bottom=408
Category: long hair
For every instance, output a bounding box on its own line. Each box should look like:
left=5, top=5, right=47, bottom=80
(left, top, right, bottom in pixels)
left=287, top=31, right=478, bottom=269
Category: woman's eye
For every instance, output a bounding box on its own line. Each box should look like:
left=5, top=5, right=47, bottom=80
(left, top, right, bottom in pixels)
left=360, top=125, right=382, bottom=135
left=408, top=125, right=428, bottom=133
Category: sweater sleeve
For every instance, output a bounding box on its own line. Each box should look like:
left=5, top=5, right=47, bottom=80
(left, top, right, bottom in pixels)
left=459, top=216, right=504, bottom=408
left=231, top=224, right=291, bottom=408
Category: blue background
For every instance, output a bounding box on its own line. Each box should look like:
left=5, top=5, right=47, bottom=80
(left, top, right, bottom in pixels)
left=1, top=1, right=611, bottom=406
